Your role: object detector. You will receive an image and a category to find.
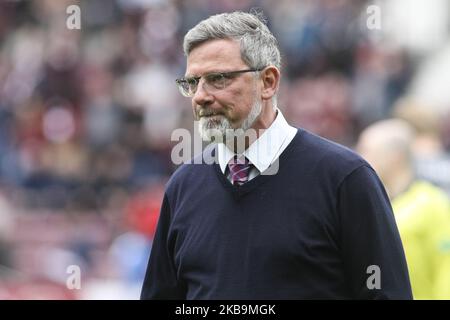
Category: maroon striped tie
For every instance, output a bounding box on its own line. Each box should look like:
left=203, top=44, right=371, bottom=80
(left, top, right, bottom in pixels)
left=228, top=156, right=252, bottom=186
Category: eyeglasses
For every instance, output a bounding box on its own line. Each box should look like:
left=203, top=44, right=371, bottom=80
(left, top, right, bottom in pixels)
left=175, top=68, right=264, bottom=97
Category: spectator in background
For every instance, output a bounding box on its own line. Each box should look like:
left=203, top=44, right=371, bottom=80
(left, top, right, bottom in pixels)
left=141, top=11, right=412, bottom=300
left=393, top=98, right=450, bottom=196
left=357, top=119, right=450, bottom=299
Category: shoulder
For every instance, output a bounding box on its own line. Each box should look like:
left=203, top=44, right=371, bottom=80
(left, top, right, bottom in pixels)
left=165, top=143, right=218, bottom=194
left=289, top=129, right=371, bottom=182
left=299, top=129, right=364, bottom=163
left=394, top=181, right=450, bottom=227
left=395, top=181, right=449, bottom=210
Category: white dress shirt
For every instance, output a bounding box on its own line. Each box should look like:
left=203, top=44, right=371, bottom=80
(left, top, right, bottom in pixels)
left=218, top=109, right=297, bottom=182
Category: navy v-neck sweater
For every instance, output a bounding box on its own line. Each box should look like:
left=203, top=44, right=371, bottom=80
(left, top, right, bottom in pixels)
left=141, top=129, right=412, bottom=299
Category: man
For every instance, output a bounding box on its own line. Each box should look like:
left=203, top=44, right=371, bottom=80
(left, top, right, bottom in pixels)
left=141, top=11, right=412, bottom=299
left=357, top=119, right=450, bottom=299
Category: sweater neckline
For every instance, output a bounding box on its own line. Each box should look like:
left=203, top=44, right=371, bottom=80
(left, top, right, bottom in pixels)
left=212, top=128, right=302, bottom=199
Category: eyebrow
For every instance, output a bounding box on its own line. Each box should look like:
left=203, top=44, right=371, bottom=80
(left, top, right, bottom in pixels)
left=184, top=69, right=237, bottom=78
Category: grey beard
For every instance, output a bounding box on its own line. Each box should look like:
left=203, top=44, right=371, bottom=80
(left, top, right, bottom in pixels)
left=198, top=99, right=262, bottom=143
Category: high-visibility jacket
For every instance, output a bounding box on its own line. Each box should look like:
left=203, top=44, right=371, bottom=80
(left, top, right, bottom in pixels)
left=392, top=181, right=450, bottom=299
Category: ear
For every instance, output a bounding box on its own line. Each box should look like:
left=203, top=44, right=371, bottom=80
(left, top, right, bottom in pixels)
left=260, top=66, right=280, bottom=101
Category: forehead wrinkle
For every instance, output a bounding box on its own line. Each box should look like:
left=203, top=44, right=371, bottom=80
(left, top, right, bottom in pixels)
left=186, top=39, right=245, bottom=77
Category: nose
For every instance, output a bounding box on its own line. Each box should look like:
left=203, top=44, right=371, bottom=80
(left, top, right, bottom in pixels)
left=192, top=79, right=214, bottom=107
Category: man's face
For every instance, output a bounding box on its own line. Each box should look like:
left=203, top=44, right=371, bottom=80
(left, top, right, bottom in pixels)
left=186, top=39, right=262, bottom=141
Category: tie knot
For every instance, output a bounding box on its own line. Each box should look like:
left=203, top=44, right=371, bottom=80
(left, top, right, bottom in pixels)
left=228, top=155, right=252, bottom=186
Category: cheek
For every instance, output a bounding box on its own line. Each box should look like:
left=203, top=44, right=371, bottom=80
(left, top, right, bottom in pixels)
left=220, top=88, right=254, bottom=117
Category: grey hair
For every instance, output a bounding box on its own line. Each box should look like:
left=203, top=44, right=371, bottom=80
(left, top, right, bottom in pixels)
left=183, top=10, right=281, bottom=73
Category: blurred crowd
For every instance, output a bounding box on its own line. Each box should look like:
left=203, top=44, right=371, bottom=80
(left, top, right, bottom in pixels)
left=0, top=0, right=449, bottom=299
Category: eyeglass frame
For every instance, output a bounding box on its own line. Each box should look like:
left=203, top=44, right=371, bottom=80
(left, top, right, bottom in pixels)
left=175, top=67, right=266, bottom=97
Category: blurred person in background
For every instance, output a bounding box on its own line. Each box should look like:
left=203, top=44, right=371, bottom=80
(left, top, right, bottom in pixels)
left=357, top=119, right=450, bottom=299
left=141, top=11, right=412, bottom=300
left=392, top=98, right=450, bottom=196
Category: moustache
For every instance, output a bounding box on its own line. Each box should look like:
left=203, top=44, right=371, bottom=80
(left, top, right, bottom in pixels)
left=198, top=109, right=225, bottom=117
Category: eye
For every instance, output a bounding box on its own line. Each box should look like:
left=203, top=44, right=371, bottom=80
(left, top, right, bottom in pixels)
left=186, top=77, right=198, bottom=86
left=206, top=73, right=224, bottom=83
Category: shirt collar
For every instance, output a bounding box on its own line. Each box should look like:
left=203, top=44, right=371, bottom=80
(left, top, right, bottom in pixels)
left=218, top=109, right=295, bottom=174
